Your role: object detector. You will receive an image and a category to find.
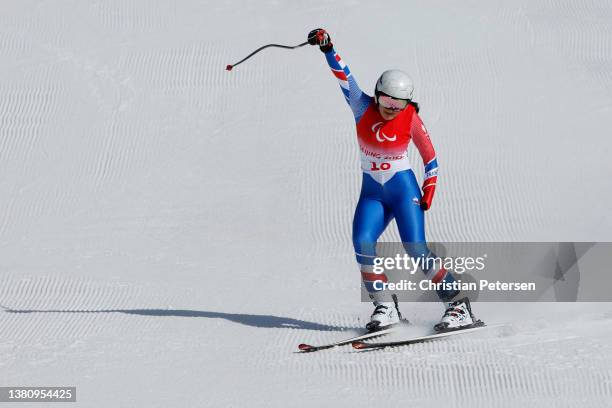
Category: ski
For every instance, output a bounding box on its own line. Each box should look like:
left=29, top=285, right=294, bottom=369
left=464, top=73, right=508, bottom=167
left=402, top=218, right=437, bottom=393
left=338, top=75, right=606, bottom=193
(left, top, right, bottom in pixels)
left=297, top=326, right=397, bottom=353
left=352, top=321, right=486, bottom=350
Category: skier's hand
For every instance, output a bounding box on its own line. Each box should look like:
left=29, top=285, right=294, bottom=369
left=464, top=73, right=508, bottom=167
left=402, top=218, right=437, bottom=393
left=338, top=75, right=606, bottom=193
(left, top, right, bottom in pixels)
left=307, top=28, right=333, bottom=53
left=420, top=185, right=435, bottom=211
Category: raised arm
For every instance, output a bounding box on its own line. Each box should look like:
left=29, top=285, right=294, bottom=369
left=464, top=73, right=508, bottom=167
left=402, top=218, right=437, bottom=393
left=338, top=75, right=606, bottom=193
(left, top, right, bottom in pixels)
left=308, top=29, right=371, bottom=123
left=410, top=112, right=438, bottom=211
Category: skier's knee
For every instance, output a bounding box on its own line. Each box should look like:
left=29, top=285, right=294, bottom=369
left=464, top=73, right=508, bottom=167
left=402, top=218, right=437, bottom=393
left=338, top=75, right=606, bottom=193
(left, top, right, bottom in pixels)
left=353, top=233, right=378, bottom=265
left=352, top=232, right=377, bottom=253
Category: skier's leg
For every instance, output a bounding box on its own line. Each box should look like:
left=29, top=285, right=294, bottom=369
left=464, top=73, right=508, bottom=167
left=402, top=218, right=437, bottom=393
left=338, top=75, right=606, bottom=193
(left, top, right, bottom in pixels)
left=385, top=170, right=460, bottom=302
left=352, top=174, right=399, bottom=331
left=352, top=190, right=392, bottom=295
left=385, top=170, right=483, bottom=331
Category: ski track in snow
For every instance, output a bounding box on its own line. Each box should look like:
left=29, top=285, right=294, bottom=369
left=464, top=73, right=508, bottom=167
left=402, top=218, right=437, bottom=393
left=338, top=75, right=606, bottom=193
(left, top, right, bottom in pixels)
left=1, top=0, right=612, bottom=406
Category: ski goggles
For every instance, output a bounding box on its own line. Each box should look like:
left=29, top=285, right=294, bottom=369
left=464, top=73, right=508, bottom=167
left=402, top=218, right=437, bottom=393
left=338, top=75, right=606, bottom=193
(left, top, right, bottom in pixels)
left=377, top=94, right=409, bottom=111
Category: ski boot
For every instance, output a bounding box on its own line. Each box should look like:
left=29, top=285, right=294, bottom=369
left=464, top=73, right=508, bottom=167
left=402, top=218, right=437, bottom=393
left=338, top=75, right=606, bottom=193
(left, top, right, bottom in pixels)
left=434, top=297, right=484, bottom=333
left=366, top=296, right=402, bottom=332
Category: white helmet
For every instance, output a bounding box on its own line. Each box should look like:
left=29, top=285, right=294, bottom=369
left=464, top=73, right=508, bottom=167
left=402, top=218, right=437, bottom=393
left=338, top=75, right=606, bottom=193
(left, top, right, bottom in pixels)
left=375, top=69, right=414, bottom=100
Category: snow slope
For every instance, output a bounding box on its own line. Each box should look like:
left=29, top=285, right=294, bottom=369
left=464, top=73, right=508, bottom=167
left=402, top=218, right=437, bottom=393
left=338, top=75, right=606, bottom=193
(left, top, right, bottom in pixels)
left=1, top=0, right=612, bottom=406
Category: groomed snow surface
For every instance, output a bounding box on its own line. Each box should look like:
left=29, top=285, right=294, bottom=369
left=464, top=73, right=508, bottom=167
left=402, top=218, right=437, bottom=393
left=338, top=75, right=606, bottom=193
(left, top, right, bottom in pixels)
left=1, top=1, right=612, bottom=407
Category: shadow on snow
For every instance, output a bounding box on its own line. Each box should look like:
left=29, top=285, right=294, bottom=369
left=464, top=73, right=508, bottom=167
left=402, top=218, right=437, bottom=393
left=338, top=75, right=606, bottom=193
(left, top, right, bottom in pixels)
left=0, top=305, right=352, bottom=332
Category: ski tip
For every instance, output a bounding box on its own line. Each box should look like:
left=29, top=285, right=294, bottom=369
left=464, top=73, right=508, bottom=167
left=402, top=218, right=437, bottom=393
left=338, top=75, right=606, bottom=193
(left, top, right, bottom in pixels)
left=352, top=341, right=367, bottom=350
left=298, top=343, right=313, bottom=352
left=226, top=64, right=233, bottom=71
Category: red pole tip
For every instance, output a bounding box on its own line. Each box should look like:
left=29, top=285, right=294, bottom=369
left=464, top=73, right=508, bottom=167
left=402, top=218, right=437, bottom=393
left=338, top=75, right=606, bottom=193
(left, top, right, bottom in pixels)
left=352, top=342, right=366, bottom=350
left=226, top=65, right=233, bottom=71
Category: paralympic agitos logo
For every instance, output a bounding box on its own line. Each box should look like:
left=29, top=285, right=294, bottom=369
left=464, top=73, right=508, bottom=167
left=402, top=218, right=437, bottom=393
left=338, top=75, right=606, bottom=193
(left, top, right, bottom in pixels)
left=372, top=122, right=397, bottom=143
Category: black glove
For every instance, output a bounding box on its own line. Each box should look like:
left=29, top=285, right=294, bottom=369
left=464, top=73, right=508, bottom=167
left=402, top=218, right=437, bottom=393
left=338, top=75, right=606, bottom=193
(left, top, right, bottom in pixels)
left=307, top=28, right=333, bottom=53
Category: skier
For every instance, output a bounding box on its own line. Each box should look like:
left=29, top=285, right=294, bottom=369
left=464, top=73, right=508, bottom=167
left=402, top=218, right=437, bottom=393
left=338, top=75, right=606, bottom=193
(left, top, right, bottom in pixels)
left=307, top=28, right=480, bottom=332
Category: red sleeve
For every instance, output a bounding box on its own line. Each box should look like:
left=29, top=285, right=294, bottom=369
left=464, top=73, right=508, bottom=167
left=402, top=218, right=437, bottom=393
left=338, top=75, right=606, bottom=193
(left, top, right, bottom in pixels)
left=410, top=111, right=436, bottom=164
left=410, top=111, right=438, bottom=210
